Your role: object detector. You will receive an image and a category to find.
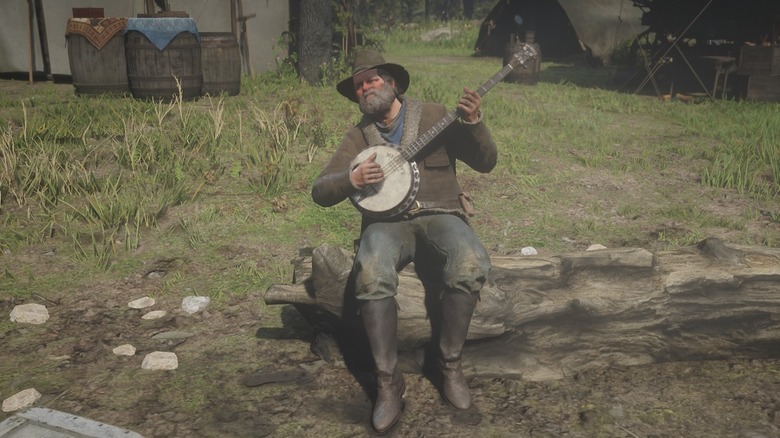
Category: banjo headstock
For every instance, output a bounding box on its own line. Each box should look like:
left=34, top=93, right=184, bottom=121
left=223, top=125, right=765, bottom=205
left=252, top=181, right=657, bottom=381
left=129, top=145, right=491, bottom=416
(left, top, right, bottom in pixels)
left=507, top=44, right=538, bottom=70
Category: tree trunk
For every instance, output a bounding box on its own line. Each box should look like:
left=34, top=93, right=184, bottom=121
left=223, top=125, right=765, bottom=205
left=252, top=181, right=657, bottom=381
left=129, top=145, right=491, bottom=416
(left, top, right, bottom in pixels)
left=264, top=238, right=780, bottom=381
left=463, top=0, right=474, bottom=19
left=297, top=0, right=333, bottom=84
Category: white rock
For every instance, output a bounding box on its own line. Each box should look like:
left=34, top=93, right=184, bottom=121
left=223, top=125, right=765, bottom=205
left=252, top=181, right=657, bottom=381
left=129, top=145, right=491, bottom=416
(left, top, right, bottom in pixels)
left=113, top=344, right=136, bottom=356
left=421, top=27, right=452, bottom=42
left=181, top=296, right=210, bottom=314
left=9, top=303, right=49, bottom=324
left=520, top=246, right=538, bottom=256
left=2, top=388, right=42, bottom=412
left=141, top=310, right=167, bottom=320
left=128, top=297, right=155, bottom=309
left=141, top=352, right=178, bottom=370
left=587, top=244, right=608, bottom=251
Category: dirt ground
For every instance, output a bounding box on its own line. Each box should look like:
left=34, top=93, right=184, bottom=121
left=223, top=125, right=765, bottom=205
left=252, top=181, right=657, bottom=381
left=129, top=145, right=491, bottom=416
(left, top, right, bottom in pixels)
left=1, top=77, right=779, bottom=437
left=2, top=282, right=780, bottom=438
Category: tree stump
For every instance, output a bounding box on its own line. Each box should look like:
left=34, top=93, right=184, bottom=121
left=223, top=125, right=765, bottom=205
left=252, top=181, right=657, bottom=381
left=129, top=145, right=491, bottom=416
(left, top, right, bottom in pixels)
left=264, top=238, right=780, bottom=381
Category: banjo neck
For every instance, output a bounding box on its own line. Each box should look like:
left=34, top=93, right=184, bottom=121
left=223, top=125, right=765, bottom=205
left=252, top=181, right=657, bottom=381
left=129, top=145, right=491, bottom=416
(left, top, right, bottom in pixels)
left=348, top=44, right=537, bottom=219
left=399, top=45, right=535, bottom=162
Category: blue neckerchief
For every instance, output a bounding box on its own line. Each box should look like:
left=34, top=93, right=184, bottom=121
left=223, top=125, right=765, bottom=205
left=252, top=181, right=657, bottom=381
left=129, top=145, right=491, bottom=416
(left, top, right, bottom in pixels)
left=377, top=100, right=405, bottom=146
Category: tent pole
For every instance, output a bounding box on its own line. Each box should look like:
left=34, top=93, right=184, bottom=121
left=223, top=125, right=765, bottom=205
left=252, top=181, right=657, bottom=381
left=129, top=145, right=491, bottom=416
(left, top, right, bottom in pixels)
left=33, top=0, right=52, bottom=81
left=231, top=0, right=237, bottom=37
left=633, top=0, right=714, bottom=96
left=27, top=0, right=34, bottom=84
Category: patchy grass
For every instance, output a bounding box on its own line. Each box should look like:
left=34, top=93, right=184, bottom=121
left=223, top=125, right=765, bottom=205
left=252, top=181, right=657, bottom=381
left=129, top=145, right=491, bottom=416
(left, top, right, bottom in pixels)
left=0, top=19, right=778, bottom=437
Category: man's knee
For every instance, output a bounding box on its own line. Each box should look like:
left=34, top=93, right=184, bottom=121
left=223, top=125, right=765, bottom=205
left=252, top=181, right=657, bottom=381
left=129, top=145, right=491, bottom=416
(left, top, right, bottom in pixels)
left=354, top=262, right=399, bottom=300
left=442, top=249, right=491, bottom=294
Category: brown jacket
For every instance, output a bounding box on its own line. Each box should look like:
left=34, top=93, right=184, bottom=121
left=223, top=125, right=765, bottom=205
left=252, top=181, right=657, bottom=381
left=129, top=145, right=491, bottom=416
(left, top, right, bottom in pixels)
left=311, top=99, right=497, bottom=229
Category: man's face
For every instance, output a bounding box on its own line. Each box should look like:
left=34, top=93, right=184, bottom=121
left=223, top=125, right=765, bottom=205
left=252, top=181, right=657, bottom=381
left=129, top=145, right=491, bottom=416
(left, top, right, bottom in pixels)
left=353, top=69, right=396, bottom=118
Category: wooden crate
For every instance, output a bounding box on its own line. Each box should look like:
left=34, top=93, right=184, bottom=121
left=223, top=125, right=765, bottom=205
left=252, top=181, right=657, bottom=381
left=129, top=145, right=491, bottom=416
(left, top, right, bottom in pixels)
left=745, top=75, right=780, bottom=102
left=738, top=45, right=780, bottom=76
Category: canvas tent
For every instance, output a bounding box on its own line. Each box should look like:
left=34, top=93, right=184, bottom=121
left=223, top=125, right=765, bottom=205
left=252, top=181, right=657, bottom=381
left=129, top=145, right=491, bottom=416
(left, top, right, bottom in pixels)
left=629, top=0, right=780, bottom=100
left=0, top=0, right=289, bottom=78
left=475, top=0, right=645, bottom=64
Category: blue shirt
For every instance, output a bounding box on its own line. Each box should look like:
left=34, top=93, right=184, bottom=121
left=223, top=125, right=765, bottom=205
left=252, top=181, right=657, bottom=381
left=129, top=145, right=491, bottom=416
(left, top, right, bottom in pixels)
left=377, top=100, right=405, bottom=146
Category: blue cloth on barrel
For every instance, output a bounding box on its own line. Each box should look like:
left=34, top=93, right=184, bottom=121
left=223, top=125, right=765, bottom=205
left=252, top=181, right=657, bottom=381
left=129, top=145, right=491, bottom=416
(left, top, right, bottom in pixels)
left=125, top=18, right=199, bottom=50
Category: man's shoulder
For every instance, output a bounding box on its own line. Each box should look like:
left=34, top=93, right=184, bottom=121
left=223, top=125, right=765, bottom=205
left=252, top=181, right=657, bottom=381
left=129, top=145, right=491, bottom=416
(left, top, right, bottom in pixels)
left=407, top=99, right=446, bottom=118
left=409, top=99, right=445, bottom=111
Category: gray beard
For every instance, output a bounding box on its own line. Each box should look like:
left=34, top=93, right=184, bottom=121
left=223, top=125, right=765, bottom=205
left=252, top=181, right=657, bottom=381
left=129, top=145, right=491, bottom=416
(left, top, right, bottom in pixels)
left=358, top=84, right=396, bottom=119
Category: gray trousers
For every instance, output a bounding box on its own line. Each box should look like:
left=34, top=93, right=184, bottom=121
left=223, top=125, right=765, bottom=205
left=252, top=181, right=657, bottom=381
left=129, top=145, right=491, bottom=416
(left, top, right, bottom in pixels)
left=353, top=214, right=491, bottom=301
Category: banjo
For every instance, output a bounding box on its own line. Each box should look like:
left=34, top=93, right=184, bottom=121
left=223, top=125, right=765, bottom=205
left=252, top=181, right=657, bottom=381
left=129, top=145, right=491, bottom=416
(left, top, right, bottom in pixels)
left=349, top=44, right=538, bottom=219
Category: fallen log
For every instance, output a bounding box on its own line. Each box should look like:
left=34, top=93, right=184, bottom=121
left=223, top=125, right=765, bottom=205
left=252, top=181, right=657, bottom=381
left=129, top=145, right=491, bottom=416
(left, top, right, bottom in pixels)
left=264, top=238, right=780, bottom=381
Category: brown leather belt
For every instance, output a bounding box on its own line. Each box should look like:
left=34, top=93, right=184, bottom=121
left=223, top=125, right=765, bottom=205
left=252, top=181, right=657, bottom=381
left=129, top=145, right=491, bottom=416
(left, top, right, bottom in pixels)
left=408, top=199, right=462, bottom=211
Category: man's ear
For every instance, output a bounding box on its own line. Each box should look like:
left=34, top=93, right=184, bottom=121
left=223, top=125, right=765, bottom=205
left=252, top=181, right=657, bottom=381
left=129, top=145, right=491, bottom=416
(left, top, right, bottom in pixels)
left=388, top=78, right=399, bottom=95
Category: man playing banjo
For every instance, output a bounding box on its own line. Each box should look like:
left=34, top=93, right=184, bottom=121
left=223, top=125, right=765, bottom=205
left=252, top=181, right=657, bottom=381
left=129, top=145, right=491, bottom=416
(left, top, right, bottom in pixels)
left=311, top=49, right=498, bottom=434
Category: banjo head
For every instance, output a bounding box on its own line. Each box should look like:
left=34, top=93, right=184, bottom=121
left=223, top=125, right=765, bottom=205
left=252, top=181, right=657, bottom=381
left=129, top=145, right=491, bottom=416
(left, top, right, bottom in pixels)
left=349, top=144, right=420, bottom=218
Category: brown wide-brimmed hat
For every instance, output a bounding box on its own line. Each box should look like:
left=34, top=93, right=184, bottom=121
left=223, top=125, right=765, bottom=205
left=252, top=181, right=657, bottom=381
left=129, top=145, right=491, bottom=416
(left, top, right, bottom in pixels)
left=336, top=49, right=410, bottom=103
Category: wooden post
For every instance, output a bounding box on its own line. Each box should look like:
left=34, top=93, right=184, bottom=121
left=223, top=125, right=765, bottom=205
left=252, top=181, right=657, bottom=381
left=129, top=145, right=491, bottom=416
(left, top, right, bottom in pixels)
left=32, top=0, right=51, bottom=81
left=231, top=0, right=237, bottom=37
left=235, top=0, right=255, bottom=76
left=27, top=0, right=34, bottom=84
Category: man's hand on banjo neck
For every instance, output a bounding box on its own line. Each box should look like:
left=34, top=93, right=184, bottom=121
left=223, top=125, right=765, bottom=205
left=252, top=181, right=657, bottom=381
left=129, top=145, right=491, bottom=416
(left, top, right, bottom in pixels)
left=457, top=87, right=482, bottom=124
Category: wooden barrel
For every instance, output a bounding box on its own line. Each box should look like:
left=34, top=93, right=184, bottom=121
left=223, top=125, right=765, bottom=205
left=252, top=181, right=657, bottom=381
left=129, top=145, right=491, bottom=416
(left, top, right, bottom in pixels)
left=67, top=33, right=129, bottom=96
left=125, top=30, right=202, bottom=100
left=504, top=32, right=541, bottom=85
left=200, top=32, right=241, bottom=96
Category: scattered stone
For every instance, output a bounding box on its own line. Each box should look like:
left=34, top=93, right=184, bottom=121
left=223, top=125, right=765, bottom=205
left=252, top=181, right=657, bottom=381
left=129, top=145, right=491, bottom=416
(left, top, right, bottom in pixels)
left=146, top=270, right=166, bottom=279
left=609, top=404, right=624, bottom=418
left=520, top=246, right=538, bottom=256
left=587, top=244, right=608, bottom=251
left=181, top=296, right=210, bottom=314
left=298, top=360, right=327, bottom=375
left=141, top=310, right=167, bottom=320
left=420, top=27, right=452, bottom=42
left=128, top=297, right=155, bottom=309
left=2, top=388, right=42, bottom=412
left=47, top=355, right=71, bottom=361
left=9, top=303, right=49, bottom=324
left=151, top=331, right=195, bottom=340
left=141, top=351, right=178, bottom=370
left=113, top=344, right=136, bottom=356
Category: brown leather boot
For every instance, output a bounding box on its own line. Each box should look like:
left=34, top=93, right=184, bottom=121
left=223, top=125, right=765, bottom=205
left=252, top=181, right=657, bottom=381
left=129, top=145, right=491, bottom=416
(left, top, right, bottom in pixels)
left=361, top=297, right=405, bottom=434
left=439, top=290, right=478, bottom=410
